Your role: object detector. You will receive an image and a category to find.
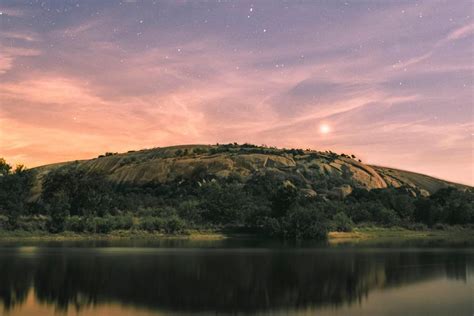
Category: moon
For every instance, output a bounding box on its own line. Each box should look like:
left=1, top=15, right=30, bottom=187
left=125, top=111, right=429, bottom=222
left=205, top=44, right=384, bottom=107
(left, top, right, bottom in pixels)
left=319, top=124, right=331, bottom=134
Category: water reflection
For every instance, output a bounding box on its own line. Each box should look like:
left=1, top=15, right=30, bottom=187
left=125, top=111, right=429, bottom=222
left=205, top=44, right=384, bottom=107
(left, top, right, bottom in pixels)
left=0, top=241, right=472, bottom=315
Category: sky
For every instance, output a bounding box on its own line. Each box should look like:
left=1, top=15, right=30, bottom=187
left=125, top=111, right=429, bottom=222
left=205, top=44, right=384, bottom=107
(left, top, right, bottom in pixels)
left=0, top=0, right=473, bottom=185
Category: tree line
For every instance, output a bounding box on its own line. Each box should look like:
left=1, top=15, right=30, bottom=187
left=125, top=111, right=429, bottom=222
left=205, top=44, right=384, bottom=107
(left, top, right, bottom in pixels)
left=0, top=158, right=472, bottom=239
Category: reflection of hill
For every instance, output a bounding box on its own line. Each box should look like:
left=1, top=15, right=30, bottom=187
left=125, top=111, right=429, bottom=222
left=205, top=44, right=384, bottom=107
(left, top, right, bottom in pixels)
left=0, top=247, right=471, bottom=313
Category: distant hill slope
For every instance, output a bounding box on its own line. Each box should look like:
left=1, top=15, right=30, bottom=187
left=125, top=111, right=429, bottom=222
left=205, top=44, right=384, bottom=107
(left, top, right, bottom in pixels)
left=370, top=166, right=466, bottom=194
left=32, top=144, right=469, bottom=198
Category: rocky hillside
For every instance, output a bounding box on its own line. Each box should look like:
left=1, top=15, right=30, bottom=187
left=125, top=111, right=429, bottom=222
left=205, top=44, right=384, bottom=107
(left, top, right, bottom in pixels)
left=32, top=144, right=467, bottom=199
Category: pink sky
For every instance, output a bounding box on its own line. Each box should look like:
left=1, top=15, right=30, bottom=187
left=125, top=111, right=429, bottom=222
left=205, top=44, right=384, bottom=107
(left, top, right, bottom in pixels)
left=0, top=1, right=473, bottom=185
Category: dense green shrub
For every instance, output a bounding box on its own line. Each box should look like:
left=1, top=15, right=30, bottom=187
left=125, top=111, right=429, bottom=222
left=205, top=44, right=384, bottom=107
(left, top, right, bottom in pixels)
left=81, top=216, right=117, bottom=234
left=271, top=184, right=299, bottom=218
left=139, top=216, right=165, bottom=232
left=345, top=202, right=372, bottom=223
left=65, top=216, right=86, bottom=232
left=46, top=198, right=70, bottom=233
left=14, top=216, right=47, bottom=232
left=403, top=222, right=428, bottom=231
left=94, top=217, right=114, bottom=234
left=283, top=206, right=329, bottom=240
left=41, top=166, right=115, bottom=217
left=261, top=206, right=329, bottom=240
left=392, top=194, right=415, bottom=219
left=376, top=207, right=401, bottom=226
left=332, top=212, right=354, bottom=232
left=261, top=217, right=281, bottom=237
left=138, top=216, right=185, bottom=233
left=177, top=200, right=203, bottom=224
left=113, top=215, right=134, bottom=230
left=65, top=215, right=133, bottom=233
left=0, top=215, right=8, bottom=230
left=198, top=182, right=256, bottom=225
left=163, top=216, right=186, bottom=234
left=433, top=223, right=449, bottom=230
left=0, top=161, right=35, bottom=228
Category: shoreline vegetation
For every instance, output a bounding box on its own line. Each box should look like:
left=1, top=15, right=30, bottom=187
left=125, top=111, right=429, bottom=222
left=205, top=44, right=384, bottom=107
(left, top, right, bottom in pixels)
left=0, top=144, right=473, bottom=241
left=0, top=226, right=473, bottom=242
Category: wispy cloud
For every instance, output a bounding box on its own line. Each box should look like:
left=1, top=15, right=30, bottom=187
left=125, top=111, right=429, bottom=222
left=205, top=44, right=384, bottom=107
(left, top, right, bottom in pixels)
left=446, top=23, right=474, bottom=41
left=0, top=7, right=25, bottom=17
left=394, top=22, right=474, bottom=70
left=0, top=0, right=472, bottom=184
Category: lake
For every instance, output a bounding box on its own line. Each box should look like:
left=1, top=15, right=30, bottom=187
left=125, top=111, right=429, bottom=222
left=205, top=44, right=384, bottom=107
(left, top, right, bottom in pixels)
left=0, top=238, right=472, bottom=316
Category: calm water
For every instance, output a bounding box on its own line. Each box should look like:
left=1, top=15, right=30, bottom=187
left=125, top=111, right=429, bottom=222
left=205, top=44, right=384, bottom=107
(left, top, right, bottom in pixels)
left=0, top=239, right=473, bottom=316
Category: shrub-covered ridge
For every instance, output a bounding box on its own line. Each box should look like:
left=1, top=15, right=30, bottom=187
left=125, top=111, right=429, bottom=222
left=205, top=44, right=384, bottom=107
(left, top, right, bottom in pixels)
left=0, top=144, right=472, bottom=240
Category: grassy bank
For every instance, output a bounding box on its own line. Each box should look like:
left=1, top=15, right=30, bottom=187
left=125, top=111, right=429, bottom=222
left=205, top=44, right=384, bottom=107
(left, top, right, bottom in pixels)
left=328, top=225, right=474, bottom=243
left=0, top=229, right=228, bottom=241
left=0, top=226, right=473, bottom=242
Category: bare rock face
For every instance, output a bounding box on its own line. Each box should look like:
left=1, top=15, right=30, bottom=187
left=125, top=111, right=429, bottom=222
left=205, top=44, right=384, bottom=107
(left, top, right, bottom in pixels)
left=300, top=188, right=318, bottom=198
left=419, top=189, right=430, bottom=197
left=341, top=159, right=388, bottom=189
left=339, top=184, right=353, bottom=198
left=329, top=185, right=353, bottom=200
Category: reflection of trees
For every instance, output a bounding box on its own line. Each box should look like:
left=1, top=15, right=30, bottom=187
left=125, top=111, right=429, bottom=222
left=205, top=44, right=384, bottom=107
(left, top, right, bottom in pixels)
left=0, top=256, right=34, bottom=310
left=0, top=248, right=471, bottom=313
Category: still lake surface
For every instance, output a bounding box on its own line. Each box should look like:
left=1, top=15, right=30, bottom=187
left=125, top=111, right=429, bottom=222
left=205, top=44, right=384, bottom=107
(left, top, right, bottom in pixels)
left=0, top=238, right=472, bottom=316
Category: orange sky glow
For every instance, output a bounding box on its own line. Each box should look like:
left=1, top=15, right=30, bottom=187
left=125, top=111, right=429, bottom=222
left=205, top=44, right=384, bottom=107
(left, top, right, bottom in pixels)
left=0, top=1, right=473, bottom=185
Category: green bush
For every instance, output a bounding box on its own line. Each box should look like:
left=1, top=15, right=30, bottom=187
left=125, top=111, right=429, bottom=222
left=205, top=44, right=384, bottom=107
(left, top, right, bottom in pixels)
left=261, top=206, right=329, bottom=240
left=65, top=216, right=85, bottom=232
left=139, top=217, right=165, bottom=232
left=65, top=215, right=134, bottom=233
left=47, top=205, right=69, bottom=233
left=164, top=216, right=186, bottom=234
left=403, top=222, right=428, bottom=231
left=332, top=212, right=354, bottom=232
left=0, top=215, right=8, bottom=230
left=261, top=217, right=281, bottom=237
left=433, top=223, right=449, bottom=230
left=285, top=207, right=328, bottom=240
left=178, top=200, right=202, bottom=224
left=376, top=207, right=401, bottom=226
left=112, top=215, right=134, bottom=230
left=83, top=217, right=114, bottom=234
left=345, top=203, right=373, bottom=223
left=83, top=217, right=95, bottom=233
left=95, top=217, right=114, bottom=234
left=138, top=216, right=186, bottom=234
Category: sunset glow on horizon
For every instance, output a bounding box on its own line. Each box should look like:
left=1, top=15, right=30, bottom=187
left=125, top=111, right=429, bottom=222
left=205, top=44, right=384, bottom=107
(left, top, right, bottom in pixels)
left=0, top=0, right=473, bottom=185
